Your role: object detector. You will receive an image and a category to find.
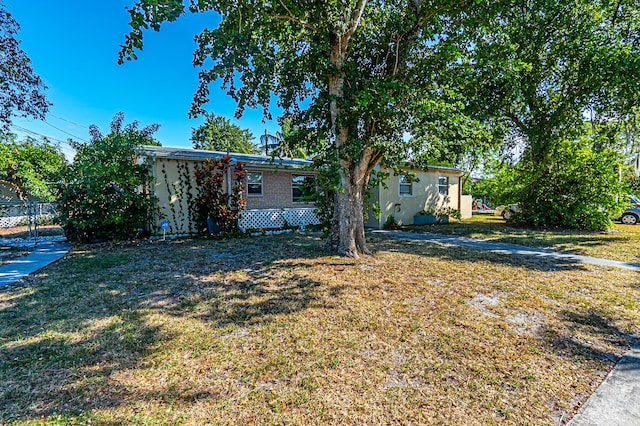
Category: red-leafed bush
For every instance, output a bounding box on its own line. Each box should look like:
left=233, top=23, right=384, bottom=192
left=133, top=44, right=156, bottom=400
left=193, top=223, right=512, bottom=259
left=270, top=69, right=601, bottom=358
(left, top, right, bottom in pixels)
left=194, top=156, right=246, bottom=235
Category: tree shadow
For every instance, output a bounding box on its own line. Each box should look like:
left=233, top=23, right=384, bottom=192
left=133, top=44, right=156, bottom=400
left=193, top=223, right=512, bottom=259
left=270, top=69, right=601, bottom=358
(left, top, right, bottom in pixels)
left=0, top=234, right=333, bottom=422
left=540, top=309, right=638, bottom=365
left=408, top=221, right=639, bottom=261
left=371, top=234, right=593, bottom=272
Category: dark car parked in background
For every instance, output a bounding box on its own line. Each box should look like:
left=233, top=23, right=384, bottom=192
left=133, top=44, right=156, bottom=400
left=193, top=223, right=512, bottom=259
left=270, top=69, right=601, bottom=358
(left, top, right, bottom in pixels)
left=620, top=195, right=640, bottom=225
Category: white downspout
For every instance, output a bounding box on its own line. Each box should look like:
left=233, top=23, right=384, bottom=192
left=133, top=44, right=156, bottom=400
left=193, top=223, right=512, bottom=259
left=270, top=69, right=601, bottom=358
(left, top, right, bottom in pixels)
left=227, top=157, right=235, bottom=204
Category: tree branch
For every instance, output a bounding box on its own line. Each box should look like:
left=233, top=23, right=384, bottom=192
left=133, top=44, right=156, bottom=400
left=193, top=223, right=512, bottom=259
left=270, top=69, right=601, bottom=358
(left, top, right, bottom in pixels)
left=344, top=0, right=368, bottom=43
left=269, top=13, right=319, bottom=33
left=505, top=109, right=528, bottom=134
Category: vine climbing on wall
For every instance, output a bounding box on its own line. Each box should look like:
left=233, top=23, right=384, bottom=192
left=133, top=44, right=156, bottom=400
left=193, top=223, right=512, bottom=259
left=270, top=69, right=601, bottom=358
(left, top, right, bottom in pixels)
left=178, top=160, right=196, bottom=232
left=160, top=161, right=177, bottom=234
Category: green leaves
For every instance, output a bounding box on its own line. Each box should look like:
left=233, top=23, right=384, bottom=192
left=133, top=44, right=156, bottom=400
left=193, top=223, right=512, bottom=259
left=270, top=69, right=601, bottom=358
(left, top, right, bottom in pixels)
left=191, top=112, right=259, bottom=154
left=0, top=134, right=66, bottom=201
left=57, top=113, right=160, bottom=242
left=0, top=6, right=49, bottom=130
left=483, top=136, right=625, bottom=231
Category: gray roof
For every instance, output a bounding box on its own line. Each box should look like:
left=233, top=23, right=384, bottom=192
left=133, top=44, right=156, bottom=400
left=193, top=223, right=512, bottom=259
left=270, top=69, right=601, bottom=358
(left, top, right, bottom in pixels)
left=140, top=145, right=465, bottom=175
left=140, top=145, right=312, bottom=169
left=418, top=165, right=465, bottom=175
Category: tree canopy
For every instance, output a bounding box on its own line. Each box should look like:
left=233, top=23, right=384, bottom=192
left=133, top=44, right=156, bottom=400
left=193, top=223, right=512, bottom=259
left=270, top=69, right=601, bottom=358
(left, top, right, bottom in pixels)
left=0, top=4, right=48, bottom=130
left=0, top=133, right=67, bottom=201
left=191, top=112, right=259, bottom=154
left=462, top=0, right=639, bottom=160
left=121, top=0, right=498, bottom=257
left=458, top=0, right=639, bottom=229
left=120, top=0, right=638, bottom=252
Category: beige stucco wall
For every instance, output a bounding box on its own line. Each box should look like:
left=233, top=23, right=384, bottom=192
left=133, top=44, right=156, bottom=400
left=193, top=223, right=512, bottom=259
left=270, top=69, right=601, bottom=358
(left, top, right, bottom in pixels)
left=366, top=167, right=463, bottom=228
left=153, top=158, right=202, bottom=235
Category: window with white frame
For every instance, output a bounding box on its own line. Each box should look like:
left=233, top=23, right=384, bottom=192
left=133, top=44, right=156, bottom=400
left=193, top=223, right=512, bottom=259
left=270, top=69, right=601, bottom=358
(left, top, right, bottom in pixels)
left=246, top=172, right=263, bottom=196
left=438, top=176, right=449, bottom=195
left=399, top=175, right=413, bottom=196
left=292, top=174, right=315, bottom=203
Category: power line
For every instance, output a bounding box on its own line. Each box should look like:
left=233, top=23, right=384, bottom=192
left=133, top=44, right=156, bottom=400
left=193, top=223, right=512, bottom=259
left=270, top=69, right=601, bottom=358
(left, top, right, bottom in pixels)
left=42, top=120, right=88, bottom=142
left=11, top=124, right=79, bottom=148
left=48, top=113, right=89, bottom=129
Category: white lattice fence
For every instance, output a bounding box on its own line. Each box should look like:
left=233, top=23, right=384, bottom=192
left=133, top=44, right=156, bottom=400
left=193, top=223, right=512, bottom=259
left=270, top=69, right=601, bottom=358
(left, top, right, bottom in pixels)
left=238, top=208, right=320, bottom=232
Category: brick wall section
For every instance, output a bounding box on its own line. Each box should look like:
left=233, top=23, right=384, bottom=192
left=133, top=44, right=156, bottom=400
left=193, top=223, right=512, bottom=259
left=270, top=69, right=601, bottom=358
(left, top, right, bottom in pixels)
left=245, top=169, right=315, bottom=210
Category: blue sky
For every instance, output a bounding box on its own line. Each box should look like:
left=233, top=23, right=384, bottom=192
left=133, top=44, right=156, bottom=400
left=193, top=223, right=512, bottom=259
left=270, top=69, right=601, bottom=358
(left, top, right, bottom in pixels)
left=5, top=1, right=280, bottom=157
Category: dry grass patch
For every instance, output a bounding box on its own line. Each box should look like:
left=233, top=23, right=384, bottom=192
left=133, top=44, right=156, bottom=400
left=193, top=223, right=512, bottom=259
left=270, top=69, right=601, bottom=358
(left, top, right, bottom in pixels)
left=412, top=215, right=640, bottom=264
left=0, top=233, right=638, bottom=425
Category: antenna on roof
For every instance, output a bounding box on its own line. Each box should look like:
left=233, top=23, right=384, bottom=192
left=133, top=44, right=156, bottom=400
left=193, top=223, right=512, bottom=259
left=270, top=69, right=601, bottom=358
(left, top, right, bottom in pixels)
left=260, top=130, right=280, bottom=156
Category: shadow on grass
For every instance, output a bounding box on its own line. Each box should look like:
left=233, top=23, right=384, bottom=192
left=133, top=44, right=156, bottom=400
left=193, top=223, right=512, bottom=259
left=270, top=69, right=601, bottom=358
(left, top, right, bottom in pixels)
left=406, top=220, right=636, bottom=259
left=0, top=234, right=331, bottom=422
left=372, top=234, right=639, bottom=377
left=541, top=310, right=638, bottom=366
left=372, top=235, right=592, bottom=273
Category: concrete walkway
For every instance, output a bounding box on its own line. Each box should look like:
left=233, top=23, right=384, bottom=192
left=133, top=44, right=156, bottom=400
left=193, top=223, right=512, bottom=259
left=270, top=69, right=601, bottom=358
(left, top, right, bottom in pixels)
left=0, top=241, right=72, bottom=287
left=568, top=339, right=640, bottom=425
left=373, top=230, right=640, bottom=271
left=375, top=229, right=640, bottom=425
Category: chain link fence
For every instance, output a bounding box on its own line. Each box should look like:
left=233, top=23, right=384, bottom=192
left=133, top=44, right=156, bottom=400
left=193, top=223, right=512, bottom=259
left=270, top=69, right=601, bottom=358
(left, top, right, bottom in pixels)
left=0, top=201, right=57, bottom=229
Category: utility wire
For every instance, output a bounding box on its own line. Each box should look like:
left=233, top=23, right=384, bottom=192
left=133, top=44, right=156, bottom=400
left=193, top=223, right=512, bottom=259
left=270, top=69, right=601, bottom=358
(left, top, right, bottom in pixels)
left=48, top=113, right=89, bottom=129
left=11, top=124, right=79, bottom=148
left=42, top=120, right=88, bottom=142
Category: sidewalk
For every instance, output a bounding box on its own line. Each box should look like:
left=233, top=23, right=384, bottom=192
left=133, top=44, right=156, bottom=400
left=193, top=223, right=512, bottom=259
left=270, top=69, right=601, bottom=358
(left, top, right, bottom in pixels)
left=375, top=230, right=640, bottom=425
left=0, top=241, right=72, bottom=287
left=568, top=339, right=640, bottom=425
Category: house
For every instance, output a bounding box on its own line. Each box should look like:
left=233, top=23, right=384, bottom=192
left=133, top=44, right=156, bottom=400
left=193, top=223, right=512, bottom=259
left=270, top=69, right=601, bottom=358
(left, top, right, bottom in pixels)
left=140, top=146, right=319, bottom=235
left=140, top=146, right=472, bottom=235
left=366, top=166, right=472, bottom=228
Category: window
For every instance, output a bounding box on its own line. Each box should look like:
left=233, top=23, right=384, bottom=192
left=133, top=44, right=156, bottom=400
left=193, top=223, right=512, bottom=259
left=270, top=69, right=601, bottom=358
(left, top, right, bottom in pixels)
left=399, top=175, right=413, bottom=196
left=292, top=174, right=315, bottom=203
left=246, top=172, right=263, bottom=196
left=438, top=176, right=449, bottom=195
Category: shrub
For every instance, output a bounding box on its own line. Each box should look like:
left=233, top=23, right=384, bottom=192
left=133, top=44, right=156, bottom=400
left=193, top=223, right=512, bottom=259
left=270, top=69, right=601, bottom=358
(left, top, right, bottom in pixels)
left=508, top=139, right=624, bottom=231
left=383, top=214, right=398, bottom=229
left=416, top=207, right=461, bottom=221
left=58, top=113, right=159, bottom=242
left=0, top=134, right=67, bottom=201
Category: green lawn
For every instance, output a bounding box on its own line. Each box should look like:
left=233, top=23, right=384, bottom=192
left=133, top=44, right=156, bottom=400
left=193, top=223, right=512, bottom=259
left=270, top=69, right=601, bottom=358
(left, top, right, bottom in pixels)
left=408, top=215, right=640, bottom=264
left=1, top=233, right=638, bottom=425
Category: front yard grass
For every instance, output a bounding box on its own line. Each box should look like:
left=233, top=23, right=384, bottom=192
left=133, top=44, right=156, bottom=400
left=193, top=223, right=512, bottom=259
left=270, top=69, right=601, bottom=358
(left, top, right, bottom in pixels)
left=1, top=233, right=638, bottom=425
left=410, top=215, right=640, bottom=264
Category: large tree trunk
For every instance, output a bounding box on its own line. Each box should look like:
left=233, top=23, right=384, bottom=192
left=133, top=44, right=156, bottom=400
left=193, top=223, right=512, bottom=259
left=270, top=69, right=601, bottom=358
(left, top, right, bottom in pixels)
left=324, top=4, right=373, bottom=258
left=334, top=164, right=372, bottom=258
